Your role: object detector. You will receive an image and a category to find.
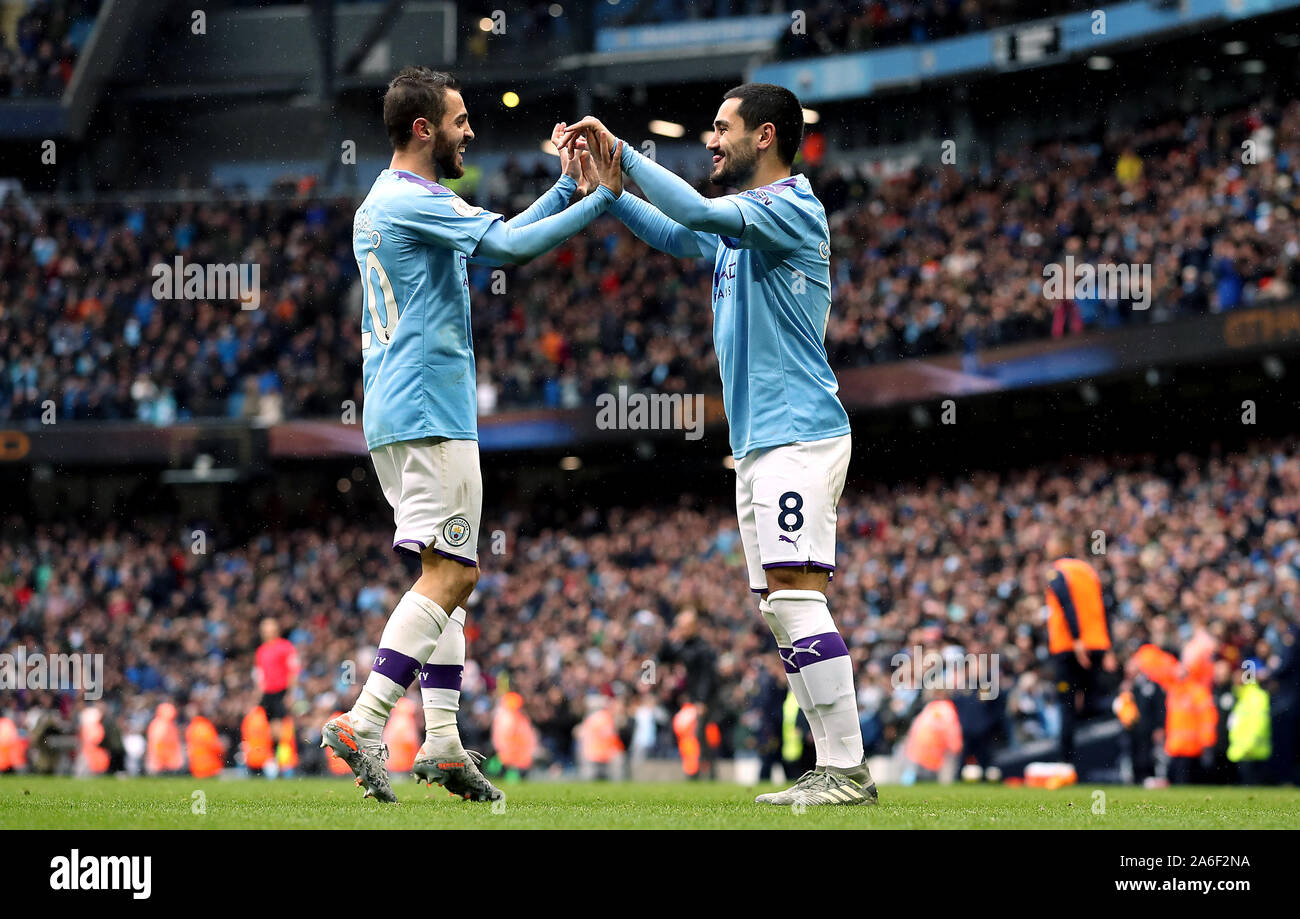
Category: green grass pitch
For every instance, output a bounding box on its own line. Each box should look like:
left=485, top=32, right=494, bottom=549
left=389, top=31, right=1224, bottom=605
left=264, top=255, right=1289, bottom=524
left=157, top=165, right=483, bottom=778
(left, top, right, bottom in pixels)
left=3, top=776, right=1299, bottom=829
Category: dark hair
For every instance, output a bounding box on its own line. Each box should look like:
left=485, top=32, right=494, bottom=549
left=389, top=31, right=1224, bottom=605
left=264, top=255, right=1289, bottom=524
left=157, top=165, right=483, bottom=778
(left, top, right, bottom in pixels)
left=722, top=82, right=804, bottom=165
left=384, top=67, right=461, bottom=149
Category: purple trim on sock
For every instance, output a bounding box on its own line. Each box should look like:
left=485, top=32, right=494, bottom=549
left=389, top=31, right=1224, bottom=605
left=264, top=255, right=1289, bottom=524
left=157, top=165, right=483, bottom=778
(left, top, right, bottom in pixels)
left=778, top=648, right=800, bottom=674
left=788, top=630, right=849, bottom=669
left=419, top=664, right=464, bottom=692
left=433, top=548, right=478, bottom=568
left=372, top=648, right=422, bottom=687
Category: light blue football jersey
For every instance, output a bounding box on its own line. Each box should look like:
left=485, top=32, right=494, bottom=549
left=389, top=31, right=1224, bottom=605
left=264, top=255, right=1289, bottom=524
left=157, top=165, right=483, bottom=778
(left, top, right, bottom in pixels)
left=353, top=169, right=502, bottom=450
left=708, top=174, right=850, bottom=458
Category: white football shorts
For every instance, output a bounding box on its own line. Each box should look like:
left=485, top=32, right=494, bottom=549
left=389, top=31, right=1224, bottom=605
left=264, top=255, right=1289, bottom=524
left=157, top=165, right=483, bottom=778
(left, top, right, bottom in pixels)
left=370, top=436, right=482, bottom=566
left=734, top=433, right=851, bottom=592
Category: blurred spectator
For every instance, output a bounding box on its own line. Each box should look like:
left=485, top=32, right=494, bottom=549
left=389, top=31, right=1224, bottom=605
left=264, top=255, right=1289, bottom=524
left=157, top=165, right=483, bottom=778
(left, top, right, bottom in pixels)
left=0, top=0, right=101, bottom=98
left=4, top=99, right=1300, bottom=422
left=492, top=691, right=538, bottom=778
left=3, top=438, right=1300, bottom=782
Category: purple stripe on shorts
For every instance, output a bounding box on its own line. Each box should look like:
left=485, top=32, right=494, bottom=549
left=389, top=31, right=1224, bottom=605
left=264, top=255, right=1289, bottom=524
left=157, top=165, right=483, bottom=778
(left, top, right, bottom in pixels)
left=372, top=648, right=422, bottom=687
left=762, top=561, right=836, bottom=572
left=778, top=648, right=800, bottom=674
left=394, top=539, right=426, bottom=558
left=419, top=664, right=464, bottom=692
left=433, top=548, right=478, bottom=569
left=788, top=630, right=849, bottom=669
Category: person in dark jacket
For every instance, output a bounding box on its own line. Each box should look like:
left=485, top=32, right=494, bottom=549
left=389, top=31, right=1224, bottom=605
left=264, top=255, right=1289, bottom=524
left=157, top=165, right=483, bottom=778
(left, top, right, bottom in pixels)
left=659, top=607, right=720, bottom=780
left=1268, top=620, right=1300, bottom=785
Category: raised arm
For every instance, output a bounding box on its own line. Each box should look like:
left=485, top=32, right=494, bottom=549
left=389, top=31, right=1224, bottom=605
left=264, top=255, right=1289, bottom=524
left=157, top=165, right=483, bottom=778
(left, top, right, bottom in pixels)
left=501, top=124, right=596, bottom=230
left=560, top=117, right=744, bottom=237
left=469, top=175, right=579, bottom=266
left=502, top=175, right=576, bottom=230
left=611, top=192, right=716, bottom=260
left=619, top=144, right=744, bottom=236
left=474, top=130, right=625, bottom=265
left=474, top=185, right=615, bottom=264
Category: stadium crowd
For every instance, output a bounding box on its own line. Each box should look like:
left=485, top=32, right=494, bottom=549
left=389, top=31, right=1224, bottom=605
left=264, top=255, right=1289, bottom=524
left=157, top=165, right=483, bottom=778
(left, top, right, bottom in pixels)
left=775, top=0, right=1095, bottom=57
left=3, top=96, right=1296, bottom=423
left=2, top=439, right=1298, bottom=784
left=588, top=0, right=1094, bottom=55
left=0, top=0, right=99, bottom=98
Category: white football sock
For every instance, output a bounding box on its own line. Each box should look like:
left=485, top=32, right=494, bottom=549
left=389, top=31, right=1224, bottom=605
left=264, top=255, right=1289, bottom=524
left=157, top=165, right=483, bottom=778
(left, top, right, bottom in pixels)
left=760, top=596, right=828, bottom=766
left=767, top=589, right=864, bottom=769
left=351, top=590, right=449, bottom=741
left=421, top=607, right=466, bottom=745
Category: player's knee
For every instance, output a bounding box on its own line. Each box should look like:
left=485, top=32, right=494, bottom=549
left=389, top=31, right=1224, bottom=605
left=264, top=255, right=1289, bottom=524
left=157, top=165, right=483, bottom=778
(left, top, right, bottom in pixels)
left=452, top=563, right=479, bottom=603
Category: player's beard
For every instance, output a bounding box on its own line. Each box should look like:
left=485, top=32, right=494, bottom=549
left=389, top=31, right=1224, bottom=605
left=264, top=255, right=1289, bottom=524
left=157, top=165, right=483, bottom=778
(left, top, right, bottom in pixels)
left=709, top=138, right=758, bottom=188
left=433, top=130, right=465, bottom=180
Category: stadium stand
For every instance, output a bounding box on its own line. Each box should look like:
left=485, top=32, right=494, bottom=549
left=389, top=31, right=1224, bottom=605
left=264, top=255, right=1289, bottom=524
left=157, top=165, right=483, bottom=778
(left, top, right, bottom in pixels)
left=775, top=0, right=1096, bottom=57
left=4, top=437, right=1299, bottom=783
left=2, top=95, right=1295, bottom=422
left=0, top=0, right=101, bottom=98
left=593, top=0, right=1095, bottom=53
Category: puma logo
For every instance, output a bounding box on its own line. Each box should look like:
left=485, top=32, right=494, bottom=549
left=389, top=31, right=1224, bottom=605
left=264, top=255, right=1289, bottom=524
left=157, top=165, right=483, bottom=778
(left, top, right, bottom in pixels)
left=779, top=640, right=823, bottom=668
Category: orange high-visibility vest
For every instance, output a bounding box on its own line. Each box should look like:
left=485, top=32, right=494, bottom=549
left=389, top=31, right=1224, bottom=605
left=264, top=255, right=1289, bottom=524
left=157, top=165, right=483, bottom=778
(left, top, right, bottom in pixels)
left=78, top=712, right=110, bottom=774
left=383, top=699, right=419, bottom=773
left=146, top=704, right=184, bottom=774
left=492, top=694, right=537, bottom=770
left=0, top=717, right=18, bottom=771
left=1133, top=644, right=1179, bottom=689
left=704, top=721, right=721, bottom=748
left=672, top=703, right=701, bottom=776
left=1045, top=558, right=1111, bottom=654
left=905, top=699, right=963, bottom=772
left=579, top=708, right=623, bottom=765
left=1165, top=678, right=1217, bottom=757
left=186, top=716, right=224, bottom=778
left=1182, top=630, right=1216, bottom=688
left=323, top=711, right=353, bottom=775
left=241, top=706, right=273, bottom=770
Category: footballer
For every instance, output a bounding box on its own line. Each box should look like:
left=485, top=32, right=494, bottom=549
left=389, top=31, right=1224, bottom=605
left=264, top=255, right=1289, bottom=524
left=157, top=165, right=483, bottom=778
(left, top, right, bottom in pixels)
left=321, top=67, right=623, bottom=803
left=561, top=84, right=875, bottom=806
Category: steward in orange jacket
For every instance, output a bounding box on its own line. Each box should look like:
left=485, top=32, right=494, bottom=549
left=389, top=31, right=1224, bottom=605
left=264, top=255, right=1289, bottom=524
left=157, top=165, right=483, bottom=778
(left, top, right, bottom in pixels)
left=905, top=697, right=963, bottom=775
left=577, top=698, right=624, bottom=780
left=1045, top=558, right=1111, bottom=656
left=0, top=716, right=20, bottom=772
left=146, top=703, right=184, bottom=774
left=78, top=708, right=110, bottom=775
left=241, top=705, right=274, bottom=773
left=672, top=702, right=702, bottom=778
left=1044, top=541, right=1112, bottom=768
left=1133, top=643, right=1218, bottom=783
left=492, top=692, right=538, bottom=773
left=186, top=715, right=225, bottom=778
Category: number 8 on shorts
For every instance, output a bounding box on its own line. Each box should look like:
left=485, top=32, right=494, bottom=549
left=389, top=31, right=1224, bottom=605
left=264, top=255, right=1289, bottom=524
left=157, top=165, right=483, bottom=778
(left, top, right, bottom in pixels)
left=733, top=434, right=851, bottom=592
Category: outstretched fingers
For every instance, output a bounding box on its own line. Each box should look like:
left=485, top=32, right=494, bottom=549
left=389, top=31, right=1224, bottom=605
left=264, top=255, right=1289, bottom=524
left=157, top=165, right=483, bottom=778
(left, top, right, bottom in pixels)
left=559, top=116, right=603, bottom=149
